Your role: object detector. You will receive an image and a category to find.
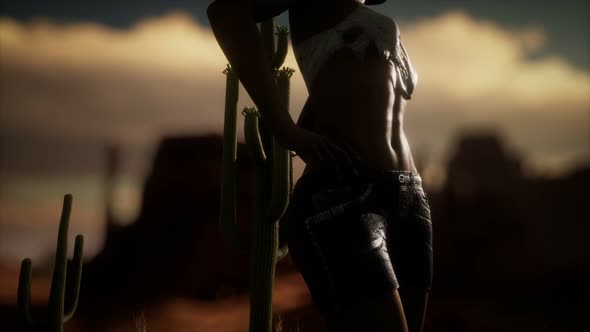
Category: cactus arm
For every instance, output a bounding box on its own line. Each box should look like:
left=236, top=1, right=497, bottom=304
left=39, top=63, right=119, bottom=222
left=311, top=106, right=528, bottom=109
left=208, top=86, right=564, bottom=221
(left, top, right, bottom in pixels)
left=275, top=151, right=293, bottom=262
left=248, top=222, right=278, bottom=332
left=64, top=235, right=84, bottom=322
left=276, top=67, right=295, bottom=92
left=271, top=25, right=289, bottom=69
left=275, top=67, right=295, bottom=111
left=243, top=107, right=267, bottom=163
left=17, top=258, right=34, bottom=328
left=47, top=194, right=73, bottom=331
left=266, top=138, right=290, bottom=221
left=249, top=159, right=278, bottom=332
left=266, top=67, right=295, bottom=222
left=219, top=65, right=248, bottom=248
left=243, top=106, right=282, bottom=332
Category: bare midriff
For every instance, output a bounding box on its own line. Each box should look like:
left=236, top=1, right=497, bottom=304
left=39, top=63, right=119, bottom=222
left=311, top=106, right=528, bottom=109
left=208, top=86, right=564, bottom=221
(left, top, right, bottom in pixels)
left=296, top=45, right=417, bottom=174
left=287, top=2, right=417, bottom=174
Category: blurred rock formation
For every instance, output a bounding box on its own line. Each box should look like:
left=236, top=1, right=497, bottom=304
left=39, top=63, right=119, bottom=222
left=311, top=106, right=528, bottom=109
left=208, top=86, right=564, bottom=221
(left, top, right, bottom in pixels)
left=78, top=135, right=259, bottom=319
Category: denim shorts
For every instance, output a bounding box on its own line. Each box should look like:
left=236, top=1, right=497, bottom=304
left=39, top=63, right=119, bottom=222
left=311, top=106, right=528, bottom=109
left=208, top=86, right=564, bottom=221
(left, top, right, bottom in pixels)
left=285, top=167, right=433, bottom=314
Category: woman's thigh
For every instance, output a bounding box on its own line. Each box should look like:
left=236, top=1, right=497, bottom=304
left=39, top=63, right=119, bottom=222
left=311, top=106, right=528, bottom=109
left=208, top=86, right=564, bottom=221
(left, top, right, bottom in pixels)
left=398, top=287, right=429, bottom=332
left=386, top=183, right=433, bottom=290
left=286, top=174, right=400, bottom=315
left=386, top=183, right=433, bottom=332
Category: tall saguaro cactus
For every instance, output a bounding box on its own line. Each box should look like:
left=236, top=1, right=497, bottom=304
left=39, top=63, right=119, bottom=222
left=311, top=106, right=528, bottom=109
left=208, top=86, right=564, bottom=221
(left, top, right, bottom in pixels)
left=18, top=194, right=84, bottom=332
left=219, top=19, right=293, bottom=332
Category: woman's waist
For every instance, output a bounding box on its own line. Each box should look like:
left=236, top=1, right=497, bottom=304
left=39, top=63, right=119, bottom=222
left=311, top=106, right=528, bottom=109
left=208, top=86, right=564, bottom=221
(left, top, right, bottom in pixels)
left=303, top=157, right=417, bottom=181
left=303, top=126, right=416, bottom=172
left=296, top=162, right=423, bottom=208
left=303, top=161, right=420, bottom=182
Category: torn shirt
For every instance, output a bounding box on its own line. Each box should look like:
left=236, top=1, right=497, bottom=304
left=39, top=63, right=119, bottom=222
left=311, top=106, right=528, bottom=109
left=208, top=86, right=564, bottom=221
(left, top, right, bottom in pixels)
left=292, top=4, right=417, bottom=99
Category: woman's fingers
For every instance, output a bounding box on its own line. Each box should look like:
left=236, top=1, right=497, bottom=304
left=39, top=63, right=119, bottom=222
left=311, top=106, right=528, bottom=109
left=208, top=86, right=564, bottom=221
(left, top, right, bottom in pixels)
left=290, top=129, right=360, bottom=166
left=320, top=137, right=338, bottom=161
left=341, top=141, right=361, bottom=161
left=318, top=137, right=360, bottom=173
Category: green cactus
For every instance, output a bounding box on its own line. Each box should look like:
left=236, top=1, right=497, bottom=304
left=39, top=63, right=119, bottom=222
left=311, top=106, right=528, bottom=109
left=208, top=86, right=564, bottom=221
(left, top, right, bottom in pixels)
left=219, top=19, right=294, bottom=332
left=266, top=68, right=294, bottom=223
left=271, top=25, right=289, bottom=70
left=17, top=194, right=84, bottom=332
left=219, top=64, right=250, bottom=249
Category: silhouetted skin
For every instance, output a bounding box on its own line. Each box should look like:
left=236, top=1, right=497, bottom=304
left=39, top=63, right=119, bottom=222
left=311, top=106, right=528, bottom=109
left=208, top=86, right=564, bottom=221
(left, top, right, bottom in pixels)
left=208, top=1, right=427, bottom=331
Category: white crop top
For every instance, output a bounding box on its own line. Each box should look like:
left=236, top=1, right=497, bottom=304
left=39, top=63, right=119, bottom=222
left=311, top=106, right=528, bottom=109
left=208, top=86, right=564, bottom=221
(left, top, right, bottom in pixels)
left=292, top=4, right=417, bottom=99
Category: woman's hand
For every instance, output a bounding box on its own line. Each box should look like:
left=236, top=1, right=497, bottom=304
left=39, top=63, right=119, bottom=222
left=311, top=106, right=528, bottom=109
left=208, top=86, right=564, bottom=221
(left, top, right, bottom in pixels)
left=278, top=124, right=360, bottom=167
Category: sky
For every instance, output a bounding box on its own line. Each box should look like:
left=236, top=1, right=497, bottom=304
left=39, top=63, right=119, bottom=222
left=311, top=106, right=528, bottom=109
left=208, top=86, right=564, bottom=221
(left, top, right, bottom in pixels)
left=2, top=0, right=589, bottom=69
left=1, top=1, right=589, bottom=261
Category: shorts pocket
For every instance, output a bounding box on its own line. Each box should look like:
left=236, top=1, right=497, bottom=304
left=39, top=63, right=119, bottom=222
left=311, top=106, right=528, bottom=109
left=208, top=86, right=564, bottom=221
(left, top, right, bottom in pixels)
left=413, top=186, right=432, bottom=222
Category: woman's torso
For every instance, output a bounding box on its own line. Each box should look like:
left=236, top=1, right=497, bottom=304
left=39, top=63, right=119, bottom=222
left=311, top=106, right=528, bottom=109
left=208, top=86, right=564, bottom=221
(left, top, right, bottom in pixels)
left=288, top=2, right=417, bottom=173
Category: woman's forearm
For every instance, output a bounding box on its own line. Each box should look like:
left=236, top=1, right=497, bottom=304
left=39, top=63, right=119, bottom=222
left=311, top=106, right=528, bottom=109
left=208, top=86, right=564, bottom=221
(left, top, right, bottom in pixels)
left=207, top=1, right=296, bottom=141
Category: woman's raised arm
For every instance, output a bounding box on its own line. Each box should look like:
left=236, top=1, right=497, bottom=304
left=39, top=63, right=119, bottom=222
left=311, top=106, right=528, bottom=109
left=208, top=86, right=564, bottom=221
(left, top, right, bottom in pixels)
left=208, top=0, right=358, bottom=164
left=207, top=0, right=294, bottom=142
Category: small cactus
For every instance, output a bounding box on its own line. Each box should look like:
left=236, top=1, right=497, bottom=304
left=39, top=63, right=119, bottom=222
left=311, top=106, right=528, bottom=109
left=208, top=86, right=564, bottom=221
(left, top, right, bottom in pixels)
left=17, top=194, right=84, bottom=332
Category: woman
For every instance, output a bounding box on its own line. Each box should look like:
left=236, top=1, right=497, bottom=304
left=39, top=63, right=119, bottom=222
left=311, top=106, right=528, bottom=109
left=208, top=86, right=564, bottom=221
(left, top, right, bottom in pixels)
left=208, top=1, right=432, bottom=331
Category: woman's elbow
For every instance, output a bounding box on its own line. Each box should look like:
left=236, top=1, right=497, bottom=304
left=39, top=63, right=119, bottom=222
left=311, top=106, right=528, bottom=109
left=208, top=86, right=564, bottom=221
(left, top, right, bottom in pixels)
left=207, top=1, right=222, bottom=22
left=207, top=0, right=244, bottom=22
left=207, top=0, right=229, bottom=22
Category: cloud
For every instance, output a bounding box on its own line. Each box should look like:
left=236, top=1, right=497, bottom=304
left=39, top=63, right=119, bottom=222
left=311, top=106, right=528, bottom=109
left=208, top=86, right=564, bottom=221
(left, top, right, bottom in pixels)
left=1, top=13, right=221, bottom=74
left=401, top=11, right=590, bottom=108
